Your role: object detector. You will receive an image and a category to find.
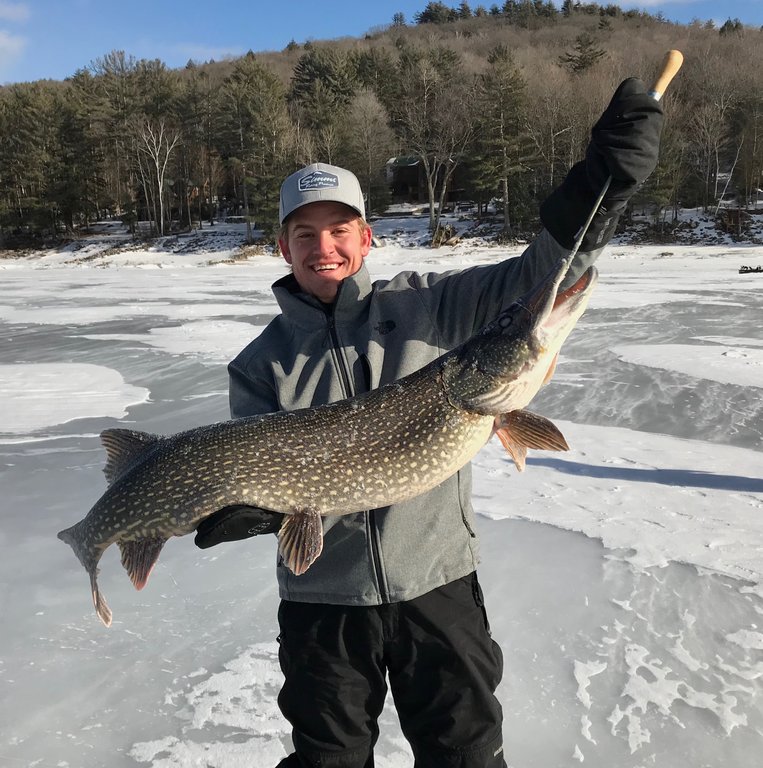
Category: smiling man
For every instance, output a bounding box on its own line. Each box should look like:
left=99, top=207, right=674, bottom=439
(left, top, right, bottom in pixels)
left=195, top=77, right=663, bottom=768
left=278, top=167, right=372, bottom=304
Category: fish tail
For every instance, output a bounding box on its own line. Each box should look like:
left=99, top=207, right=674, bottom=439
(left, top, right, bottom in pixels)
left=58, top=522, right=112, bottom=627
left=57, top=522, right=90, bottom=567
left=57, top=523, right=78, bottom=548
left=90, top=569, right=112, bottom=627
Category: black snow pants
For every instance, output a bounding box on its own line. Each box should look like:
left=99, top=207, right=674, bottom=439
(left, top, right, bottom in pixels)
left=274, top=572, right=507, bottom=768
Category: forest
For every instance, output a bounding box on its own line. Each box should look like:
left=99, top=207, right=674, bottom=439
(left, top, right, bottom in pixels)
left=0, top=0, right=761, bottom=246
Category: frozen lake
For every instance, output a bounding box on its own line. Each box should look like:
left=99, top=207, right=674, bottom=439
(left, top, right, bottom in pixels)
left=1, top=229, right=762, bottom=767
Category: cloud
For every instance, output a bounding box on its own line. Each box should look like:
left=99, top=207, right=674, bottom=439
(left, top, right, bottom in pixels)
left=0, top=28, right=26, bottom=80
left=0, top=1, right=30, bottom=23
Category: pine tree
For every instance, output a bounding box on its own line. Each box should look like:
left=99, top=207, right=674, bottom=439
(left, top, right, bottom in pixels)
left=415, top=2, right=457, bottom=24
left=0, top=83, right=57, bottom=236
left=89, top=51, right=140, bottom=218
left=719, top=18, right=744, bottom=36
left=52, top=72, right=109, bottom=230
left=468, top=45, right=532, bottom=237
left=221, top=55, right=290, bottom=237
left=559, top=33, right=606, bottom=74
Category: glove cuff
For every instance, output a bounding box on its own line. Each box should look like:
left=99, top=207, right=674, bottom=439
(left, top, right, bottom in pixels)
left=540, top=162, right=622, bottom=252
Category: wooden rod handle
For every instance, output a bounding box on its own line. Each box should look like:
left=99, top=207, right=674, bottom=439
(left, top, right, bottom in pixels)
left=648, top=50, right=684, bottom=101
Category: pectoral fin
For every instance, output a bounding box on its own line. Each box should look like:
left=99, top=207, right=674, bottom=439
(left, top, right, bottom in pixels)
left=278, top=509, right=324, bottom=575
left=493, top=410, right=569, bottom=472
left=117, top=537, right=167, bottom=590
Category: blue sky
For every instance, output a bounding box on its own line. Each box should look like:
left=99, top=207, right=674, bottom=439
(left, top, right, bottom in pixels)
left=1, top=0, right=761, bottom=85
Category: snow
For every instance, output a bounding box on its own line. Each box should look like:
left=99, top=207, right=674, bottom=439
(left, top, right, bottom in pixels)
left=611, top=343, right=763, bottom=388
left=0, top=218, right=762, bottom=767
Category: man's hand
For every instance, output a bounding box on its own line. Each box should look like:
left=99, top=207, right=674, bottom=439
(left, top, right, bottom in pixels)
left=194, top=505, right=285, bottom=549
left=540, top=77, right=664, bottom=252
left=587, top=77, right=665, bottom=209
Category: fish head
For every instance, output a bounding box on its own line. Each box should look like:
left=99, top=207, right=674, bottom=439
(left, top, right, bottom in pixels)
left=528, top=259, right=598, bottom=363
left=445, top=257, right=598, bottom=414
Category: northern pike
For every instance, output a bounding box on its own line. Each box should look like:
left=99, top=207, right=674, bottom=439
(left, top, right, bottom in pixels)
left=58, top=256, right=597, bottom=626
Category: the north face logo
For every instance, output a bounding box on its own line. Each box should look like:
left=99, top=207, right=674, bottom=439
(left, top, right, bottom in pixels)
left=298, top=170, right=339, bottom=191
left=375, top=320, right=396, bottom=336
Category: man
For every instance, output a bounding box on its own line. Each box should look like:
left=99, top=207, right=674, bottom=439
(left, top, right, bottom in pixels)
left=195, top=78, right=663, bottom=767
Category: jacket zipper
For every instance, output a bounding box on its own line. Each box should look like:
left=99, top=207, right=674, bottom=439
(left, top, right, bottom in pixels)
left=325, top=309, right=389, bottom=602
left=326, top=311, right=353, bottom=400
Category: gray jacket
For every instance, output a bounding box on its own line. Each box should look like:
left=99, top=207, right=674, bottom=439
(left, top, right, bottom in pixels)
left=228, top=228, right=598, bottom=605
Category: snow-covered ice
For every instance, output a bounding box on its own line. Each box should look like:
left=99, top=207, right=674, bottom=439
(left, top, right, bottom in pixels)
left=0, top=220, right=761, bottom=767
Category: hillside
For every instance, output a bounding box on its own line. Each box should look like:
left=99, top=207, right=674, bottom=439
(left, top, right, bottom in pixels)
left=1, top=2, right=761, bottom=244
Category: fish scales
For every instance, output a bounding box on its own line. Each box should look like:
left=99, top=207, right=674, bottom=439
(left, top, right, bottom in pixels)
left=59, top=255, right=597, bottom=626
left=115, top=367, right=490, bottom=521
left=67, top=367, right=489, bottom=554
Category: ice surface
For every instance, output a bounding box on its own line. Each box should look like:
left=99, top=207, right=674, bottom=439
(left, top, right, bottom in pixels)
left=1, top=227, right=761, bottom=767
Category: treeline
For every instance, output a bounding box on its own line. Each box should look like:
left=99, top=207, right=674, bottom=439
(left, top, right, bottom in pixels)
left=0, top=1, right=761, bottom=245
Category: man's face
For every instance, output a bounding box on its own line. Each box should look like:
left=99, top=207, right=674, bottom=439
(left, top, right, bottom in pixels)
left=279, top=202, right=372, bottom=304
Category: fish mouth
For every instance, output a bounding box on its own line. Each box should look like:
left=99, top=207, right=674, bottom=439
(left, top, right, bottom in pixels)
left=543, top=266, right=597, bottom=334
left=521, top=260, right=598, bottom=331
left=553, top=266, right=597, bottom=309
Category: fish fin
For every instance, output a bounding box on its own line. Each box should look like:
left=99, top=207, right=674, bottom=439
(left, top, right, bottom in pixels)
left=100, top=428, right=161, bottom=485
left=494, top=410, right=569, bottom=471
left=494, top=428, right=529, bottom=471
left=90, top=568, right=112, bottom=627
left=58, top=525, right=112, bottom=625
left=278, top=510, right=324, bottom=576
left=543, top=352, right=559, bottom=386
left=117, top=537, right=166, bottom=591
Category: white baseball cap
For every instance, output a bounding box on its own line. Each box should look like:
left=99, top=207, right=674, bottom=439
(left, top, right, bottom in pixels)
left=279, top=162, right=365, bottom=225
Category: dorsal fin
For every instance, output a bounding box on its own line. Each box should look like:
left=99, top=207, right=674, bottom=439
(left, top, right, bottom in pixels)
left=100, top=428, right=160, bottom=485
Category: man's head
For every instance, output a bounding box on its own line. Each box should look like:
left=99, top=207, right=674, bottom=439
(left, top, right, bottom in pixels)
left=278, top=163, right=371, bottom=304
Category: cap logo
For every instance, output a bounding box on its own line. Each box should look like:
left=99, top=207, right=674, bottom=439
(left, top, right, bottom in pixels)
left=298, top=170, right=339, bottom=191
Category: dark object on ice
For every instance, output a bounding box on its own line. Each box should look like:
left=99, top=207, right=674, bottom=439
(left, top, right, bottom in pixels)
left=738, top=265, right=763, bottom=274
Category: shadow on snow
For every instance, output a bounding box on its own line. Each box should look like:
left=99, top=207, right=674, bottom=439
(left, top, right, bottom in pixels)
left=529, top=457, right=763, bottom=493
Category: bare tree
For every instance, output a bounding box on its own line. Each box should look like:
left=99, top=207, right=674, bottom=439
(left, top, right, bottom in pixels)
left=136, top=120, right=180, bottom=235
left=523, top=65, right=574, bottom=191
left=683, top=51, right=740, bottom=209
left=690, top=101, right=734, bottom=208
left=387, top=45, right=478, bottom=239
left=730, top=66, right=763, bottom=207
left=342, top=88, right=395, bottom=215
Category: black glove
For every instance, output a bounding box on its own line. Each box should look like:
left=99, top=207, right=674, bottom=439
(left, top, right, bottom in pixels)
left=540, top=77, right=664, bottom=252
left=194, top=505, right=284, bottom=549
